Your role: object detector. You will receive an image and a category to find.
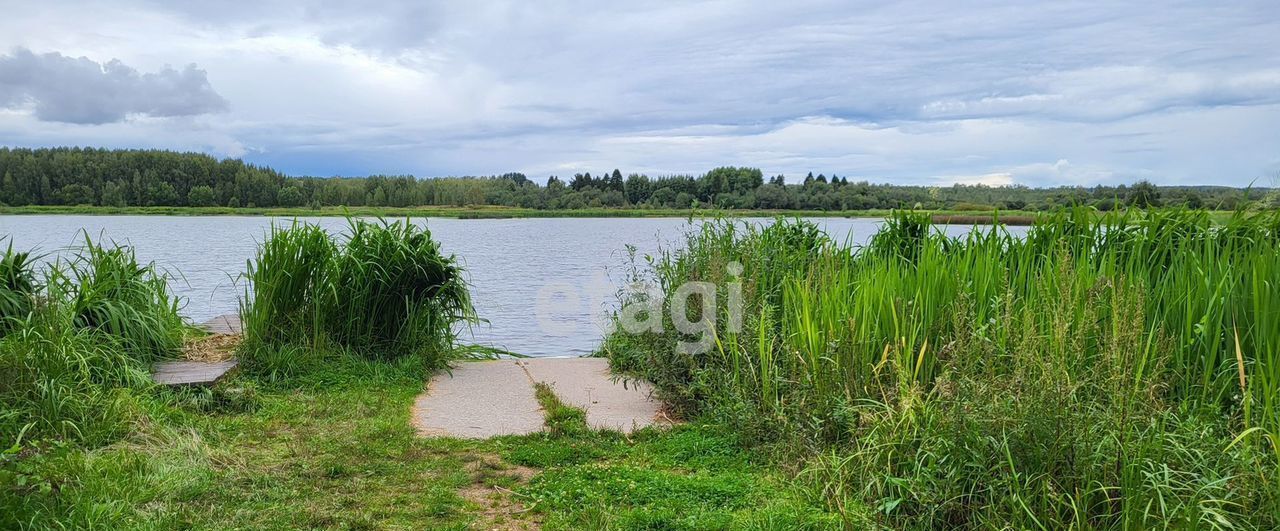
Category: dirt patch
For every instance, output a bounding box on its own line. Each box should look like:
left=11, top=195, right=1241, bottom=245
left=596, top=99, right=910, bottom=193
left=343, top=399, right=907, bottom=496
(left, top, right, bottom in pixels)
left=459, top=454, right=541, bottom=530
left=183, top=333, right=240, bottom=362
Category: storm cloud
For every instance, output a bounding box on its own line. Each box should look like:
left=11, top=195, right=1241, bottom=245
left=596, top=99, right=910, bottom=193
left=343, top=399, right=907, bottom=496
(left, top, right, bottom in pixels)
left=0, top=47, right=227, bottom=124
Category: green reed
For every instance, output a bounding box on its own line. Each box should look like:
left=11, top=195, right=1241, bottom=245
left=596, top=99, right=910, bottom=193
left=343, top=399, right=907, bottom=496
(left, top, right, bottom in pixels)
left=606, top=208, right=1280, bottom=528
left=0, top=239, right=38, bottom=334
left=1, top=234, right=183, bottom=449
left=239, top=217, right=475, bottom=372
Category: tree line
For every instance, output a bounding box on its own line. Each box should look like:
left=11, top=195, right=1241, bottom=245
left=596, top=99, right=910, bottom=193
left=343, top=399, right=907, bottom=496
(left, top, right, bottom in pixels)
left=0, top=147, right=1272, bottom=211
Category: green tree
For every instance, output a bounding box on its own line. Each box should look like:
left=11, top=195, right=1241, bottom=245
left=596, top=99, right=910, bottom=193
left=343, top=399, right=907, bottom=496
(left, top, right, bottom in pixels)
left=57, top=184, right=96, bottom=205
left=277, top=186, right=305, bottom=207
left=1126, top=180, right=1161, bottom=208
left=187, top=185, right=218, bottom=207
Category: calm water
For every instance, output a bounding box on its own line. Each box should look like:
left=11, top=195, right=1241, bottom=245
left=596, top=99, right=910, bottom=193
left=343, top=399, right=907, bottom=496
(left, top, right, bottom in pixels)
left=0, top=215, right=1023, bottom=357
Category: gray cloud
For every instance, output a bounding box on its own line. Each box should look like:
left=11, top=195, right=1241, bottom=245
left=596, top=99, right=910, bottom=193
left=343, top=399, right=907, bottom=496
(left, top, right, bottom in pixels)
left=0, top=47, right=227, bottom=124
left=1, top=2, right=1279, bottom=185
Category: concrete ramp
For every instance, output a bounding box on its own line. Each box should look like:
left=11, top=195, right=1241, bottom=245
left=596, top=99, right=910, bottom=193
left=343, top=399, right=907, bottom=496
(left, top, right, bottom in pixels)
left=412, top=358, right=667, bottom=439
left=412, top=360, right=544, bottom=438
left=519, top=358, right=665, bottom=433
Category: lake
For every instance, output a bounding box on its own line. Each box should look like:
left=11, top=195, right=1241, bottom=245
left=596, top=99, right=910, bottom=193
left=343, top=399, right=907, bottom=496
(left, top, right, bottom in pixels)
left=0, top=215, right=1024, bottom=357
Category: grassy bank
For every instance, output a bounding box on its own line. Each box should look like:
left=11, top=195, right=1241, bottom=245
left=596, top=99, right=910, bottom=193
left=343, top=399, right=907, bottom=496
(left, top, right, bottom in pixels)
left=603, top=208, right=1280, bottom=528
left=7, top=353, right=833, bottom=529
left=9, top=208, right=1279, bottom=528
left=2, top=218, right=833, bottom=529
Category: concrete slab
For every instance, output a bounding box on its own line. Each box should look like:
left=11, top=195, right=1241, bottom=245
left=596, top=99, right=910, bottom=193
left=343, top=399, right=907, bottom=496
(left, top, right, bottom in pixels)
left=199, top=314, right=241, bottom=335
left=152, top=359, right=238, bottom=386
left=412, top=360, right=544, bottom=439
left=520, top=357, right=666, bottom=433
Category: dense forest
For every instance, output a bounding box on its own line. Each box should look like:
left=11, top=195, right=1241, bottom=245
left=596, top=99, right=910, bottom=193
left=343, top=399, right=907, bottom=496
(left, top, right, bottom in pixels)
left=0, top=147, right=1273, bottom=211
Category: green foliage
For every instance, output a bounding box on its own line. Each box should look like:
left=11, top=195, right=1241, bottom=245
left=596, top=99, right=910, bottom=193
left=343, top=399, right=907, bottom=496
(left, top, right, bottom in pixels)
left=605, top=208, right=1280, bottom=528
left=1, top=147, right=1270, bottom=212
left=240, top=218, right=476, bottom=372
left=0, top=309, right=153, bottom=449
left=185, top=184, right=217, bottom=206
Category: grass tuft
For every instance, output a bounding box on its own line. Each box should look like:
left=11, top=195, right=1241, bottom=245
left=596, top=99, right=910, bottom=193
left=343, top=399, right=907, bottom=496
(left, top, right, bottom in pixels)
left=239, top=217, right=477, bottom=376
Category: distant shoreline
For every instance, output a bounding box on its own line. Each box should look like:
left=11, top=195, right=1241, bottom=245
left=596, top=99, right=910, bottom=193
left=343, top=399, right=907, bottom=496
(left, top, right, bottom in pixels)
left=0, top=204, right=1049, bottom=222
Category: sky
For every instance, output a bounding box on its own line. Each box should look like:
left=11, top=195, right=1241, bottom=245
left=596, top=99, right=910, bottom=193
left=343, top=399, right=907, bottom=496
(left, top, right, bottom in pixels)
left=1, top=1, right=1278, bottom=187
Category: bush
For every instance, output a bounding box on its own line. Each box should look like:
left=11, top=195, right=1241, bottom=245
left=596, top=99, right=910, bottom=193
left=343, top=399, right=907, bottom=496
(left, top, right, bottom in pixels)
left=240, top=218, right=475, bottom=368
left=186, top=185, right=217, bottom=207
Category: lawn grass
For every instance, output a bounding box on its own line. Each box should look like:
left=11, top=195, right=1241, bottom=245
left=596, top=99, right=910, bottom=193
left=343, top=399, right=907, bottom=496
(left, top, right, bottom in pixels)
left=5, top=354, right=837, bottom=530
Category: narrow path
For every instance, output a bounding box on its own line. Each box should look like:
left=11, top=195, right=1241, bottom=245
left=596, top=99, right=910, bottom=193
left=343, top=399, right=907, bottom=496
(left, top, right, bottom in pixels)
left=412, top=358, right=667, bottom=438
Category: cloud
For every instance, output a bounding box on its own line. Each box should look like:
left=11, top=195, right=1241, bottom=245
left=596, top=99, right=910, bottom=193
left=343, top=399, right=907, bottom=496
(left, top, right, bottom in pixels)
left=0, top=2, right=1278, bottom=185
left=0, top=47, right=227, bottom=124
left=919, top=67, right=1280, bottom=122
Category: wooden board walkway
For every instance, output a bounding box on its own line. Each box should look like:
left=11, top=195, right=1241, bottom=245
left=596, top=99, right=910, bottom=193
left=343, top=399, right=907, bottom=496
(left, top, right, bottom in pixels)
left=199, top=314, right=242, bottom=335
left=152, top=359, right=239, bottom=386
left=151, top=314, right=242, bottom=386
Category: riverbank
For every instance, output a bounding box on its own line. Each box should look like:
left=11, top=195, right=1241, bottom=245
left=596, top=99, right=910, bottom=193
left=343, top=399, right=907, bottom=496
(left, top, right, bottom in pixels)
left=1, top=226, right=838, bottom=529
left=7, top=353, right=833, bottom=529
left=7, top=209, right=1277, bottom=529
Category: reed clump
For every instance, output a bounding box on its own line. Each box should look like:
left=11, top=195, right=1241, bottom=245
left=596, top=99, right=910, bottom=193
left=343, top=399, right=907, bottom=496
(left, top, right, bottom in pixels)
left=239, top=218, right=474, bottom=375
left=604, top=208, right=1280, bottom=528
left=1, top=235, right=184, bottom=449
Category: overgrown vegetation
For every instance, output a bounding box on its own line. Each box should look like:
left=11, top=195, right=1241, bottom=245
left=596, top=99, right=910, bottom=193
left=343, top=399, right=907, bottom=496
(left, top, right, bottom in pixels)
left=239, top=218, right=476, bottom=377
left=2, top=217, right=841, bottom=530
left=1, top=236, right=182, bottom=449
left=604, top=208, right=1280, bottom=528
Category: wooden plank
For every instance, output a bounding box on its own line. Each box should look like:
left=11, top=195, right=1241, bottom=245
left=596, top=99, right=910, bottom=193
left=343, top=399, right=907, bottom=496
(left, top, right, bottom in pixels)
left=152, top=359, right=239, bottom=386
left=199, top=314, right=242, bottom=335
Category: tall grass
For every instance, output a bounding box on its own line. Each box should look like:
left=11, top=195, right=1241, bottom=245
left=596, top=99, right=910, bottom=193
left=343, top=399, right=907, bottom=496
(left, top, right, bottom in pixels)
left=240, top=218, right=475, bottom=374
left=0, top=239, right=38, bottom=334
left=604, top=208, right=1280, bottom=528
left=1, top=234, right=184, bottom=449
left=57, top=234, right=185, bottom=360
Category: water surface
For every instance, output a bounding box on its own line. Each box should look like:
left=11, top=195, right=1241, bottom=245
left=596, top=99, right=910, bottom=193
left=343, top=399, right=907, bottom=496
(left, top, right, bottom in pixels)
left=1, top=215, right=1021, bottom=356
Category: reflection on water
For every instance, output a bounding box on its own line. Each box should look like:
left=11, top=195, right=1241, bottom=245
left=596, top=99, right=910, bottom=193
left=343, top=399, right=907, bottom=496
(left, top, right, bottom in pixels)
left=1, top=215, right=1024, bottom=357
